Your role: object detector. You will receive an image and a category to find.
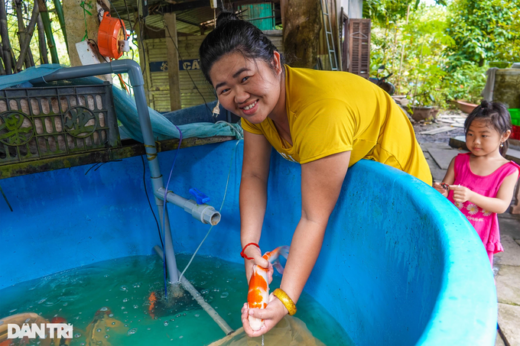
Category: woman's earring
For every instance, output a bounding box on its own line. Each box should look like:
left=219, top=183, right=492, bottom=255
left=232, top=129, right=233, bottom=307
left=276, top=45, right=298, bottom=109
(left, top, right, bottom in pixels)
left=501, top=143, right=504, bottom=147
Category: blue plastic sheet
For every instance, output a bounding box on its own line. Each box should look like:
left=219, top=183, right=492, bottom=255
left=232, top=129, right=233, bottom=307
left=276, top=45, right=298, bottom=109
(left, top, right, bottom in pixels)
left=0, top=64, right=242, bottom=142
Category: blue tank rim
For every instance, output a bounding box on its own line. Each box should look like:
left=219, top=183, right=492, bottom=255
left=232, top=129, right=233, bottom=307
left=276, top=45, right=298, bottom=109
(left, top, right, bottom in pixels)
left=360, top=159, right=497, bottom=345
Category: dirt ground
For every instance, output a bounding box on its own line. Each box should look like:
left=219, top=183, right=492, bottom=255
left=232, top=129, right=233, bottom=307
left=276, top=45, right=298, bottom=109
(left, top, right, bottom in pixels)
left=412, top=109, right=467, bottom=143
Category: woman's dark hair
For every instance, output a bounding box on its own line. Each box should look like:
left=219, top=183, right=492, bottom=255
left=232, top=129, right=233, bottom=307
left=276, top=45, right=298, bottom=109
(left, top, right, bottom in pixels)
left=464, top=100, right=512, bottom=157
left=199, top=12, right=283, bottom=84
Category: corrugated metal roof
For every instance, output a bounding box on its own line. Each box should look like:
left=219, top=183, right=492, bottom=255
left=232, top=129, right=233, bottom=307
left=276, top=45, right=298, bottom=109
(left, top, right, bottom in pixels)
left=109, top=0, right=281, bottom=35
left=109, top=0, right=216, bottom=34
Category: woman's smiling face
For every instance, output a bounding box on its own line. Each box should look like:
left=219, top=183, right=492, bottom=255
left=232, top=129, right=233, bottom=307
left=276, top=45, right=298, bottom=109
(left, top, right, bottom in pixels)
left=209, top=51, right=282, bottom=124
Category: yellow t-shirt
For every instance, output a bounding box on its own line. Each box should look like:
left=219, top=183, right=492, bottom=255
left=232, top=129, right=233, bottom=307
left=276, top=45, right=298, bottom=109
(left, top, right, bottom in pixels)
left=241, top=66, right=432, bottom=185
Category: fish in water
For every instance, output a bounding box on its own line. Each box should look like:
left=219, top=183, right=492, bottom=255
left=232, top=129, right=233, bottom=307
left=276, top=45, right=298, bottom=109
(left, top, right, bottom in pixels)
left=84, top=308, right=127, bottom=346
left=247, top=246, right=289, bottom=331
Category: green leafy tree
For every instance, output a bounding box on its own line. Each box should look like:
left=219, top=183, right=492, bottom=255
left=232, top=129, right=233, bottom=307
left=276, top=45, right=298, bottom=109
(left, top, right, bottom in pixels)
left=370, top=4, right=455, bottom=107
left=368, top=0, right=515, bottom=108
left=445, top=0, right=520, bottom=68
left=363, top=0, right=414, bottom=28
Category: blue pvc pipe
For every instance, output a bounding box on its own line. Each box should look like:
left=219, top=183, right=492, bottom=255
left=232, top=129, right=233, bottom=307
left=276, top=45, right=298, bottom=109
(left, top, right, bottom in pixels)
left=0, top=141, right=496, bottom=345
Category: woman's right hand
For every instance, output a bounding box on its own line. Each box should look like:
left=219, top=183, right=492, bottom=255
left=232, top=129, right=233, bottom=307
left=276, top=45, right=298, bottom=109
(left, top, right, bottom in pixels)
left=433, top=182, right=448, bottom=197
left=243, top=245, right=274, bottom=284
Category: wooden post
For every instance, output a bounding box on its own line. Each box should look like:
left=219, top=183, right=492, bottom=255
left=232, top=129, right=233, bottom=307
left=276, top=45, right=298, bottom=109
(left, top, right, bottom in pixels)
left=0, top=0, right=14, bottom=74
left=37, top=14, right=49, bottom=64
left=280, top=0, right=286, bottom=28
left=282, top=0, right=322, bottom=68
left=164, top=13, right=182, bottom=111
left=38, top=0, right=60, bottom=64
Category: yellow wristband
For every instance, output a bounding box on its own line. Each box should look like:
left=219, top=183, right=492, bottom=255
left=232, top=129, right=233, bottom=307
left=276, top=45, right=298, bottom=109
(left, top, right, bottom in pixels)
left=273, top=288, right=297, bottom=316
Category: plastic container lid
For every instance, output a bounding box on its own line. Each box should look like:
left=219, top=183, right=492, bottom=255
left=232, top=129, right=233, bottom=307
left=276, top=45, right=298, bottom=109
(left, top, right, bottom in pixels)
left=510, top=109, right=520, bottom=126
left=511, top=125, right=520, bottom=140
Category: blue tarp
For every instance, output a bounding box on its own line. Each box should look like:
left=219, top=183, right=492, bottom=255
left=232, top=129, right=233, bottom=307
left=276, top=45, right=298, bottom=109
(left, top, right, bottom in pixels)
left=0, top=64, right=242, bottom=142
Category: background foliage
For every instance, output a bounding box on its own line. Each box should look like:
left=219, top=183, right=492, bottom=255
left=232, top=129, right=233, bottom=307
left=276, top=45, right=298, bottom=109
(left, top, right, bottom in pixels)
left=4, top=1, right=69, bottom=66
left=366, top=0, right=519, bottom=108
left=4, top=0, right=519, bottom=110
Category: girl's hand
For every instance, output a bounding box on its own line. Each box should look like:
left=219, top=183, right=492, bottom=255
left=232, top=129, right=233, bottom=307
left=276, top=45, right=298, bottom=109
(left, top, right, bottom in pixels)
left=243, top=245, right=274, bottom=284
left=449, top=185, right=474, bottom=203
left=433, top=182, right=448, bottom=197
left=241, top=294, right=288, bottom=337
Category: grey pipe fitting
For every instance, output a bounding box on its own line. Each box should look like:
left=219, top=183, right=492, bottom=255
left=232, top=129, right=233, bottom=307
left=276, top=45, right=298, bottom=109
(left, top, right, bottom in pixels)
left=156, top=188, right=221, bottom=225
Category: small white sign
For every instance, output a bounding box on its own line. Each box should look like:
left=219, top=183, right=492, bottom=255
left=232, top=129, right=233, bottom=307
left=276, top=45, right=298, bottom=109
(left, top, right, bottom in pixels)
left=75, top=40, right=101, bottom=66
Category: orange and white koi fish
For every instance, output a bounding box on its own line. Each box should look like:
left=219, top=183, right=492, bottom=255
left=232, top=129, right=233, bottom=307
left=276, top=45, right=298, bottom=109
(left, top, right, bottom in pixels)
left=247, top=246, right=289, bottom=331
left=84, top=308, right=127, bottom=346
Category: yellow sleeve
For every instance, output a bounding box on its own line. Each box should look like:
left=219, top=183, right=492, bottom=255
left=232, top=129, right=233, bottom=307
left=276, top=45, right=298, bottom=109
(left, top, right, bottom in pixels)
left=295, top=99, right=356, bottom=164
left=241, top=118, right=263, bottom=135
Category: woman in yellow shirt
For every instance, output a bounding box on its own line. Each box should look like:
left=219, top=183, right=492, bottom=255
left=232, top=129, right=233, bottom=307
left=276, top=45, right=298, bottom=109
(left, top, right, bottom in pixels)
left=200, top=12, right=431, bottom=337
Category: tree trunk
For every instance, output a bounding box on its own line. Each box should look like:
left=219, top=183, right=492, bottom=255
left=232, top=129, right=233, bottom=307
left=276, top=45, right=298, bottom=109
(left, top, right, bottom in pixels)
left=63, top=0, right=111, bottom=82
left=0, top=55, right=6, bottom=75
left=15, top=0, right=39, bottom=72
left=38, top=0, right=60, bottom=64
left=13, top=0, right=35, bottom=69
left=282, top=0, right=322, bottom=68
left=37, top=14, right=49, bottom=64
left=0, top=0, right=14, bottom=74
left=63, top=0, right=107, bottom=67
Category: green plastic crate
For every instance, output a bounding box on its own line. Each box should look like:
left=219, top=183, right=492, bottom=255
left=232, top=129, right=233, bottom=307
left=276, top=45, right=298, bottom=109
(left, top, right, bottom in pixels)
left=510, top=108, right=520, bottom=126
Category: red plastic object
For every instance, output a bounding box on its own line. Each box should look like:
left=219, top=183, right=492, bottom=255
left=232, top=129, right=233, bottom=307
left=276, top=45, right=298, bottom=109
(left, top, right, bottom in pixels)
left=98, top=12, right=127, bottom=59
left=511, top=125, right=520, bottom=140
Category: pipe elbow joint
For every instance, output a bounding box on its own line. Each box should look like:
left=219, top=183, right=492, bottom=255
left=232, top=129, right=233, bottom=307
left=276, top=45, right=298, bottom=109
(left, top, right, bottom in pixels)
left=111, top=59, right=145, bottom=87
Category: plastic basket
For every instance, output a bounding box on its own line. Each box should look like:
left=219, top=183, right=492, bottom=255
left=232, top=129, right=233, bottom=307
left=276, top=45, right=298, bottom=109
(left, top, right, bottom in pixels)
left=0, top=83, right=120, bottom=166
left=511, top=125, right=520, bottom=140
left=509, top=108, right=520, bottom=126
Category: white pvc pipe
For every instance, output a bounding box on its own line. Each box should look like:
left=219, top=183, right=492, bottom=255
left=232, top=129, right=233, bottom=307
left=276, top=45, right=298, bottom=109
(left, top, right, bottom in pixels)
left=155, top=187, right=221, bottom=225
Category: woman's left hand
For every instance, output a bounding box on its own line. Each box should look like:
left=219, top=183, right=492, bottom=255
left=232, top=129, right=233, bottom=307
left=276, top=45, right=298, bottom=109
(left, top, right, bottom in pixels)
left=241, top=294, right=288, bottom=337
left=449, top=185, right=474, bottom=203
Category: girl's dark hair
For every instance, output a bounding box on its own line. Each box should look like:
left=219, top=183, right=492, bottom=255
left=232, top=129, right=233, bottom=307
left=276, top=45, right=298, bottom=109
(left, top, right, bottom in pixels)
left=464, top=100, right=512, bottom=157
left=199, top=12, right=283, bottom=84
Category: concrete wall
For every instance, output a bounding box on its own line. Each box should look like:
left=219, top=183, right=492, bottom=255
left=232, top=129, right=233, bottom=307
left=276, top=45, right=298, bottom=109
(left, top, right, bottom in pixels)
left=343, top=0, right=363, bottom=18
left=494, top=69, right=520, bottom=109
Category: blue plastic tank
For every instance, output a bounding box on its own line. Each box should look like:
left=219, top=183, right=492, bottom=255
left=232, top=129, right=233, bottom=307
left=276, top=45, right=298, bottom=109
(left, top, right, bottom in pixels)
left=0, top=140, right=497, bottom=345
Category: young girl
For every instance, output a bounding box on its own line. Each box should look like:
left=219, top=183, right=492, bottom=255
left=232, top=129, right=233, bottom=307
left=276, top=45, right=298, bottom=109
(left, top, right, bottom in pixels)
left=434, top=101, right=520, bottom=266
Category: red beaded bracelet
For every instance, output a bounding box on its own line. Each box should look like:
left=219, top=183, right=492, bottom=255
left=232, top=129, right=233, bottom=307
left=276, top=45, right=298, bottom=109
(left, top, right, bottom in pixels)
left=240, top=243, right=260, bottom=260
